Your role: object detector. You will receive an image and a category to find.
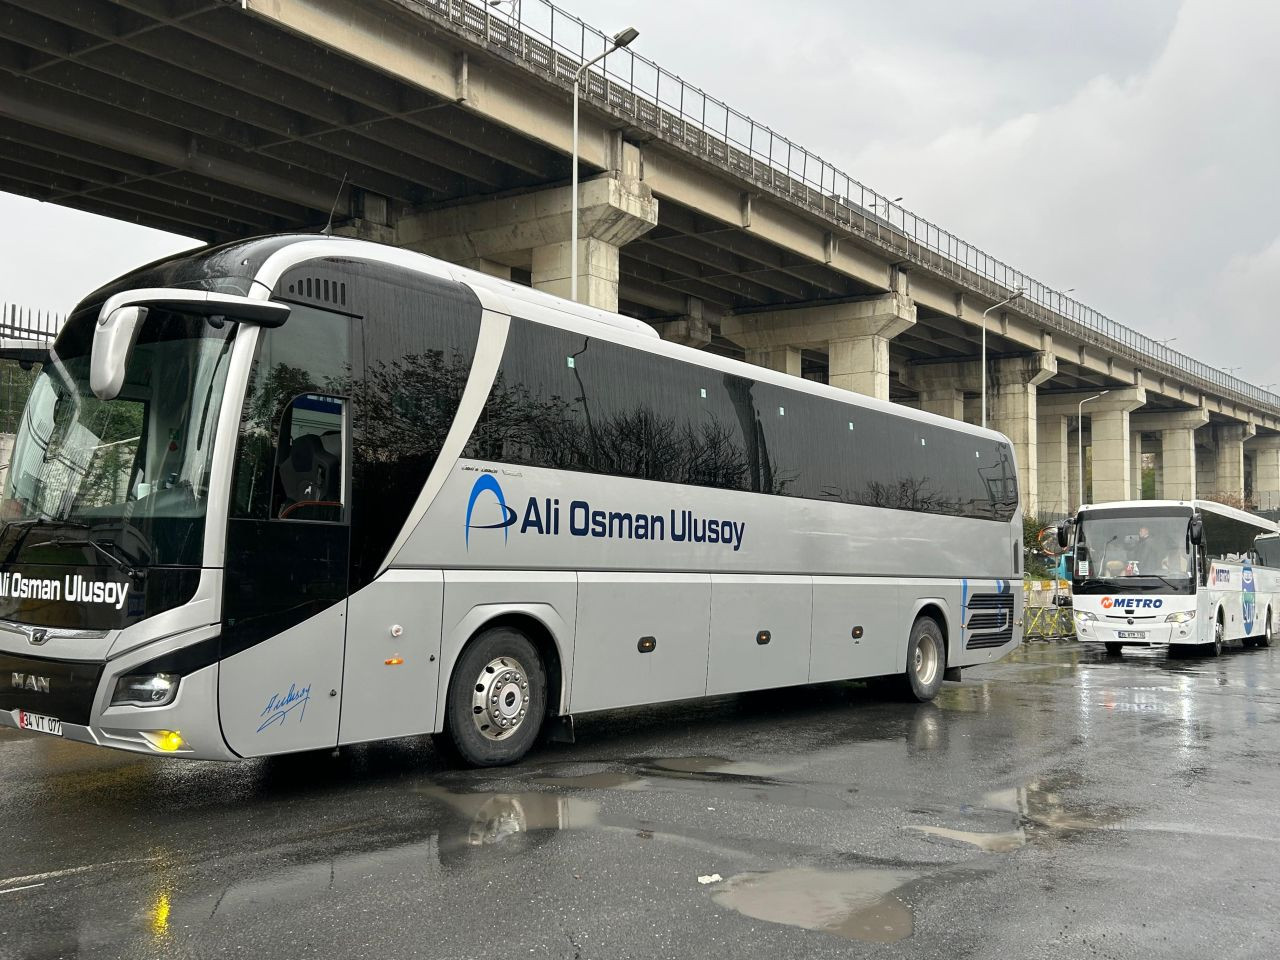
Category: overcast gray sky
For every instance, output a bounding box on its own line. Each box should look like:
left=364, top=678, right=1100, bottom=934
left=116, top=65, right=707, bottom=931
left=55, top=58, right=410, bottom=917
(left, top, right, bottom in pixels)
left=2, top=0, right=1277, bottom=384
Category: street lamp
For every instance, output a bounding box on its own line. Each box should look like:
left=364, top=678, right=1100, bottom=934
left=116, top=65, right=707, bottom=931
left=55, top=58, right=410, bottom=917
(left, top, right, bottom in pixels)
left=980, top=289, right=1024, bottom=429
left=1078, top=390, right=1109, bottom=507
left=571, top=26, right=639, bottom=303
left=1157, top=337, right=1177, bottom=347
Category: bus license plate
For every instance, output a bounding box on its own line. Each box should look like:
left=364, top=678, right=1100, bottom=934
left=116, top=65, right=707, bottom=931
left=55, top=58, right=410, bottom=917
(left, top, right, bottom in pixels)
left=18, top=711, right=63, bottom=737
left=1117, top=630, right=1147, bottom=639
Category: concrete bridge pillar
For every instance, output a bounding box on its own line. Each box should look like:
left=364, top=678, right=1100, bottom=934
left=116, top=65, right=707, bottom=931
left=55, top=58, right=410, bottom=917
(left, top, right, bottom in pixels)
left=899, top=363, right=965, bottom=420
left=902, top=353, right=1054, bottom=513
left=723, top=292, right=916, bottom=401
left=655, top=299, right=715, bottom=349
left=395, top=173, right=658, bottom=312
left=1249, top=435, right=1280, bottom=511
left=1037, top=413, right=1070, bottom=517
left=988, top=355, right=1057, bottom=516
left=1067, top=427, right=1082, bottom=510
left=1162, top=428, right=1199, bottom=500
left=1131, top=432, right=1145, bottom=500
left=1131, top=405, right=1209, bottom=502
left=1214, top=422, right=1256, bottom=502
left=1088, top=389, right=1146, bottom=503
left=746, top=346, right=802, bottom=377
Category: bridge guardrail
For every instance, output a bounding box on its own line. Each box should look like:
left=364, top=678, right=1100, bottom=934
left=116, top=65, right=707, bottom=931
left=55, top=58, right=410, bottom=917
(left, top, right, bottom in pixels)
left=402, top=0, right=1280, bottom=418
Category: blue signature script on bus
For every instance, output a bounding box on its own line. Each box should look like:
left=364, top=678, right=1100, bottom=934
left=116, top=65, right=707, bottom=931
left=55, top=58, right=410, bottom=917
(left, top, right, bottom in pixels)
left=257, top=682, right=311, bottom=733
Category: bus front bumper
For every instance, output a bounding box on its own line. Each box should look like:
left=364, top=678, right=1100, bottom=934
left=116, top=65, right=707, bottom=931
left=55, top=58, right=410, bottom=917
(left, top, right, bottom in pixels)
left=1075, top=618, right=1199, bottom=646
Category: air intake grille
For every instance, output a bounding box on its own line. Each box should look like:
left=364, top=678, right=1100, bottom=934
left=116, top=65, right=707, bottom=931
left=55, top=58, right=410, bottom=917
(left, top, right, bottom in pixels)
left=285, top=276, right=347, bottom=308
left=965, top=592, right=1015, bottom=649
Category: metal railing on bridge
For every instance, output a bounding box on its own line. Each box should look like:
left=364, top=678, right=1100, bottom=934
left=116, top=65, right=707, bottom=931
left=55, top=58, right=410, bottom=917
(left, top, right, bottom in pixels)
left=406, top=0, right=1280, bottom=417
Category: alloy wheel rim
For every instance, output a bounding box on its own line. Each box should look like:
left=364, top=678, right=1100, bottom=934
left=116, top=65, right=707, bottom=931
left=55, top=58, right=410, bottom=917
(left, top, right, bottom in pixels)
left=471, top=656, right=530, bottom=741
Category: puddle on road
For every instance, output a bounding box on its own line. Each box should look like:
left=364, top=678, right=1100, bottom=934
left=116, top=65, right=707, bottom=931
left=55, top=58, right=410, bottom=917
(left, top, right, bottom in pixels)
left=533, top=756, right=853, bottom=810
left=532, top=771, right=644, bottom=790
left=644, top=756, right=796, bottom=778
left=907, top=825, right=1027, bottom=853
left=908, top=778, right=1125, bottom=854
left=418, top=785, right=599, bottom=845
left=711, top=867, right=918, bottom=943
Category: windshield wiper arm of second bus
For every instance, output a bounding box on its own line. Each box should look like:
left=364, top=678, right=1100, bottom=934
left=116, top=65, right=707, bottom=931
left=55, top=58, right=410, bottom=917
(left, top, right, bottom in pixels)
left=26, top=536, right=145, bottom=581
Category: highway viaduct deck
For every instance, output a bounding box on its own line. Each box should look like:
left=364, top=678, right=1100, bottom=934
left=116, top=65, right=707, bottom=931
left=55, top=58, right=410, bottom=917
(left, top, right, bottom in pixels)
left=1, top=0, right=1277, bottom=517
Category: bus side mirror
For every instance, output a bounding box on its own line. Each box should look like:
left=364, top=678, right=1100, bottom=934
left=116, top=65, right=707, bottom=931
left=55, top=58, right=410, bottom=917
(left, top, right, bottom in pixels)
left=1189, top=516, right=1204, bottom=546
left=1057, top=521, right=1073, bottom=549
left=90, top=305, right=148, bottom=401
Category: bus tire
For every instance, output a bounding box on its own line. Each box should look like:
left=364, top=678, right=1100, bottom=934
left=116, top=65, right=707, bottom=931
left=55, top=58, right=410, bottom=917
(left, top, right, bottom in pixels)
left=1208, top=613, right=1224, bottom=658
left=1104, top=642, right=1124, bottom=656
left=897, top=616, right=946, bottom=702
left=443, top=627, right=547, bottom=768
left=1260, top=610, right=1273, bottom=648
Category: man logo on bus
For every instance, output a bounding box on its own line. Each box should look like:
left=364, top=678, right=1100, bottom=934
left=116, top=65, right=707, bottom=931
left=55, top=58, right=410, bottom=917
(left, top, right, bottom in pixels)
left=464, top=474, right=517, bottom=548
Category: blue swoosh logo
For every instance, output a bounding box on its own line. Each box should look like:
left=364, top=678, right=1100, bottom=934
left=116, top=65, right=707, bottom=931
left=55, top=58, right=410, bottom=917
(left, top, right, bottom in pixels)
left=465, top=474, right=516, bottom=548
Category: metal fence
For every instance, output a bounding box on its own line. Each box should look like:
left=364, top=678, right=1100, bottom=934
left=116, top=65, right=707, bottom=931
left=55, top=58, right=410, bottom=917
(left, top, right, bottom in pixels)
left=1, top=303, right=62, bottom=342
left=401, top=0, right=1280, bottom=417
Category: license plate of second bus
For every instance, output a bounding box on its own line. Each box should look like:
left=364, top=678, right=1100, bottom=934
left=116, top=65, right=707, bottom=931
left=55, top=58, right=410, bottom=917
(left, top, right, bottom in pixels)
left=18, top=711, right=63, bottom=737
left=1118, top=630, right=1147, bottom=639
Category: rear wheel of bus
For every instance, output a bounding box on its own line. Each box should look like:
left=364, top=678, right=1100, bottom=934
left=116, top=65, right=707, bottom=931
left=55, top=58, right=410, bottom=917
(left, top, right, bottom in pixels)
left=443, top=626, right=547, bottom=767
left=897, top=616, right=946, bottom=702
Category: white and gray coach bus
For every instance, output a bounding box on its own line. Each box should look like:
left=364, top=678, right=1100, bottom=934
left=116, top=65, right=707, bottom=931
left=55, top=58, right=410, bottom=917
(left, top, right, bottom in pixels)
left=0, top=236, right=1023, bottom=766
left=1065, top=499, right=1279, bottom=657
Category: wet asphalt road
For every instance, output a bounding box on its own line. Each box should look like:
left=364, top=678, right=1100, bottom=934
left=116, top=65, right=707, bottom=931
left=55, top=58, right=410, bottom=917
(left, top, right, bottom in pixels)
left=2, top=640, right=1280, bottom=960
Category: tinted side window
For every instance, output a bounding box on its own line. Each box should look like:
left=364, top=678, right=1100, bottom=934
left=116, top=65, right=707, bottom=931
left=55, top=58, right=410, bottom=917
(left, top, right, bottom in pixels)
left=468, top=318, right=1017, bottom=521
left=231, top=305, right=351, bottom=521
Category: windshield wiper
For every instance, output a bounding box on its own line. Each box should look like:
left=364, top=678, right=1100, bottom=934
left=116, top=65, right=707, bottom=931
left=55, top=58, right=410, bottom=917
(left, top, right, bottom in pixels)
left=2, top=517, right=89, bottom=564
left=26, top=535, right=145, bottom=582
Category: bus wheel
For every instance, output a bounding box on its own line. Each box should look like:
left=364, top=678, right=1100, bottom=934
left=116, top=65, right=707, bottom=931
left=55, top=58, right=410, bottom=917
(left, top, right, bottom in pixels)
left=1208, top=614, right=1224, bottom=658
left=1260, top=611, right=1273, bottom=648
left=444, top=627, right=547, bottom=767
left=897, top=616, right=945, bottom=702
left=1104, top=642, right=1124, bottom=656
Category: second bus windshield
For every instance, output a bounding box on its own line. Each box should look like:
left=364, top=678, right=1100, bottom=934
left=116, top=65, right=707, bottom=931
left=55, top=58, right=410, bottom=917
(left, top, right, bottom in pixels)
left=1078, top=510, right=1192, bottom=579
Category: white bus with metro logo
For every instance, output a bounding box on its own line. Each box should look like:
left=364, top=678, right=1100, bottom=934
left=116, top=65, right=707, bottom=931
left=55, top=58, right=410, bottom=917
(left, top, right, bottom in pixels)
left=1062, top=499, right=1280, bottom=657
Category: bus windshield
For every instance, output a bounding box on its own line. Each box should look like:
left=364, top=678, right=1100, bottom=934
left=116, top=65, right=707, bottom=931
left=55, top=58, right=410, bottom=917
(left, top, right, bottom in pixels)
left=0, top=308, right=237, bottom=568
left=1076, top=508, right=1193, bottom=581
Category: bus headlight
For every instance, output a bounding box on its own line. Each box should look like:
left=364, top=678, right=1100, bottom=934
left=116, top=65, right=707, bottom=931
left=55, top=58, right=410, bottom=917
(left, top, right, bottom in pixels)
left=1165, top=610, right=1196, bottom=623
left=1075, top=610, right=1098, bottom=622
left=112, top=673, right=180, bottom=707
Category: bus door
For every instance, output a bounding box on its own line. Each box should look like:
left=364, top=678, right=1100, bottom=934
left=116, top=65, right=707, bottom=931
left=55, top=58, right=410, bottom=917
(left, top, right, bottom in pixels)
left=218, top=306, right=358, bottom=757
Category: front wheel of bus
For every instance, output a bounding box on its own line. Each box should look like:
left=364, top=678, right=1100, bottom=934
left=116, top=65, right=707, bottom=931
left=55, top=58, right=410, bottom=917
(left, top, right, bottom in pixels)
left=1208, top=614, right=1224, bottom=658
left=444, top=627, right=547, bottom=767
left=1104, top=642, right=1124, bottom=656
left=898, top=617, right=945, bottom=702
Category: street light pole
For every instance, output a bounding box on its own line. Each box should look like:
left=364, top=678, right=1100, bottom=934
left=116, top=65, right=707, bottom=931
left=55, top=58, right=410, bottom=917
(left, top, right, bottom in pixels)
left=571, top=26, right=639, bottom=304
left=1077, top=390, right=1109, bottom=507
left=980, top=289, right=1024, bottom=429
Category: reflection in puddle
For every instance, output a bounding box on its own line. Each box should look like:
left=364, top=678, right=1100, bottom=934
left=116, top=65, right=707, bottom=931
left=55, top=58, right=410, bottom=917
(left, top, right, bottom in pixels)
left=908, top=825, right=1026, bottom=853
left=712, top=868, right=918, bottom=943
left=908, top=778, right=1124, bottom=854
left=644, top=756, right=795, bottom=778
left=418, top=785, right=598, bottom=844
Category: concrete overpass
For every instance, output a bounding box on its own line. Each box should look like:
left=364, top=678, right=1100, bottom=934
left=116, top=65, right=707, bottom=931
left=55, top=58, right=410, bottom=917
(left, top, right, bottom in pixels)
left=2, top=0, right=1277, bottom=515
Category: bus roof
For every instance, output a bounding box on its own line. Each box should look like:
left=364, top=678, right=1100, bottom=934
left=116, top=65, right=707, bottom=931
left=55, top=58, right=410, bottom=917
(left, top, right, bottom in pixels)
left=1079, top=499, right=1279, bottom=533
